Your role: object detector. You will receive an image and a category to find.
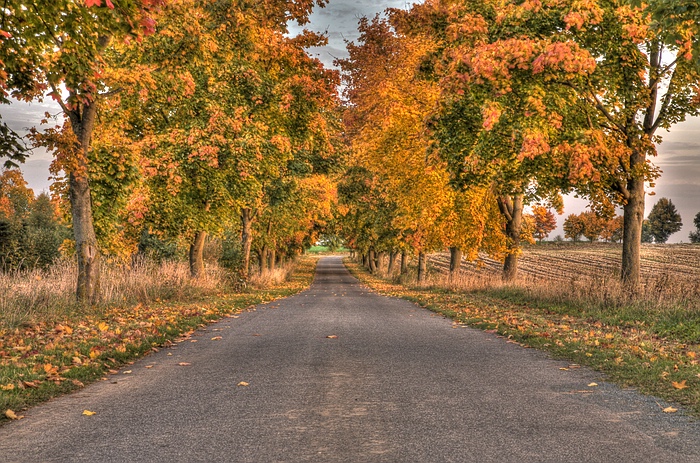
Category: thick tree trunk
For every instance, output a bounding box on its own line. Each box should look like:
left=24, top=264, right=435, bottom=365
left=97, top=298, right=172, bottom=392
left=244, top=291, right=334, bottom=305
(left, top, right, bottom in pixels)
left=387, top=251, right=397, bottom=274
left=449, top=247, right=462, bottom=282
left=362, top=253, right=368, bottom=268
left=376, top=251, right=385, bottom=273
left=67, top=99, right=100, bottom=305
left=241, top=207, right=254, bottom=279
left=368, top=249, right=377, bottom=273
left=497, top=194, right=524, bottom=282
left=269, top=248, right=276, bottom=271
left=621, top=151, right=646, bottom=289
left=417, top=251, right=427, bottom=283
left=189, top=231, right=206, bottom=278
left=400, top=251, right=407, bottom=275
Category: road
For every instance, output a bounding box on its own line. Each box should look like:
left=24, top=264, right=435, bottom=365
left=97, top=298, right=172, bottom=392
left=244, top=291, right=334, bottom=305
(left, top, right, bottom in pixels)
left=2, top=256, right=700, bottom=462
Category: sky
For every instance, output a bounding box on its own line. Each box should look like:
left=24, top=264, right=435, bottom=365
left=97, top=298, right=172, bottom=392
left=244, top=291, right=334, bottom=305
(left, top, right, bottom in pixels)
left=2, top=0, right=699, bottom=242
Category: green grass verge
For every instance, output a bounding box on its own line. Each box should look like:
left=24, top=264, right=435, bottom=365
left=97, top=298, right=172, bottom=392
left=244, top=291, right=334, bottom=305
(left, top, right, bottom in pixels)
left=345, top=259, right=700, bottom=417
left=0, top=257, right=317, bottom=423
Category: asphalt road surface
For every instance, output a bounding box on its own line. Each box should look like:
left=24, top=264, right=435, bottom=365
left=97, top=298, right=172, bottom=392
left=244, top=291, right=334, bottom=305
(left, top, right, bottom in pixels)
left=2, top=256, right=700, bottom=462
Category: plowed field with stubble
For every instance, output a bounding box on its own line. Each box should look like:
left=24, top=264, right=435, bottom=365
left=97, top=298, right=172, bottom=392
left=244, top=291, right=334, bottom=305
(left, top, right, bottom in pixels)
left=429, top=243, right=700, bottom=285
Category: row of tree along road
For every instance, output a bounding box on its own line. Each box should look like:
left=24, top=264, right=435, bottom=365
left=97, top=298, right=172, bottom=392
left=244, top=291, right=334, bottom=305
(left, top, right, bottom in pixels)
left=1, top=0, right=700, bottom=302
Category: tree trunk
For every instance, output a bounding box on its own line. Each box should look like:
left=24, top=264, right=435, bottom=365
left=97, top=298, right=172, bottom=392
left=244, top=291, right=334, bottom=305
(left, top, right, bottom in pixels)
left=449, top=247, right=462, bottom=282
left=376, top=251, right=385, bottom=273
left=621, top=151, right=646, bottom=289
left=417, top=251, right=427, bottom=283
left=240, top=207, right=254, bottom=280
left=368, top=249, right=377, bottom=273
left=260, top=246, right=269, bottom=273
left=269, top=248, right=276, bottom=271
left=67, top=99, right=100, bottom=305
left=497, top=194, right=524, bottom=282
left=189, top=231, right=206, bottom=278
left=400, top=251, right=407, bottom=275
left=362, top=253, right=368, bottom=268
left=388, top=251, right=397, bottom=274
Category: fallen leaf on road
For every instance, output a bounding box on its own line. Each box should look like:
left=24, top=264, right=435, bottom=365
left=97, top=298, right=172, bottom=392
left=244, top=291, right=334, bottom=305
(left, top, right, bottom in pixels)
left=144, top=365, right=154, bottom=369
left=559, top=367, right=569, bottom=371
left=663, top=406, right=678, bottom=413
left=5, top=409, right=22, bottom=420
left=238, top=381, right=249, bottom=387
left=178, top=362, right=191, bottom=366
left=82, top=410, right=96, bottom=416
left=672, top=380, right=688, bottom=390
left=211, top=336, right=222, bottom=341
left=588, top=382, right=598, bottom=387
left=123, top=370, right=132, bottom=375
left=326, top=335, right=338, bottom=339
left=252, top=333, right=261, bottom=337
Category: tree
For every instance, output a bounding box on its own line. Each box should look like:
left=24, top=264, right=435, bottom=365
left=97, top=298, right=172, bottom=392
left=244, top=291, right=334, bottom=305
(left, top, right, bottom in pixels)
left=600, top=215, right=624, bottom=243
left=580, top=211, right=605, bottom=243
left=689, top=212, right=700, bottom=244
left=1, top=0, right=166, bottom=304
left=641, top=220, right=654, bottom=243
left=563, top=214, right=584, bottom=242
left=646, top=197, right=683, bottom=244
left=531, top=205, right=557, bottom=243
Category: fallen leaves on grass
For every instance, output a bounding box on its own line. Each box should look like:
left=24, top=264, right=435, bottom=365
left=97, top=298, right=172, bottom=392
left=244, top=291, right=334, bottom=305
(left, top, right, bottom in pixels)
left=672, top=380, right=688, bottom=390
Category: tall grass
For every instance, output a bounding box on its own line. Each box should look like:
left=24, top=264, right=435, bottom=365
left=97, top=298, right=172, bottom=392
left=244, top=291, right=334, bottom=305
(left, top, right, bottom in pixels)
left=1, top=257, right=228, bottom=329
left=248, top=261, right=297, bottom=288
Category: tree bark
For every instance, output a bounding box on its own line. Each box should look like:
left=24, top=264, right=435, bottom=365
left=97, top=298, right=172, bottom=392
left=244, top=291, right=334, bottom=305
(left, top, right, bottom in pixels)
left=621, top=151, right=646, bottom=289
left=400, top=251, right=407, bottom=275
left=376, top=251, right=385, bottom=273
left=67, top=99, right=100, bottom=305
left=497, top=194, right=524, bottom=282
left=240, top=207, right=254, bottom=279
left=269, top=248, right=276, bottom=271
left=417, top=251, right=427, bottom=283
left=449, top=247, right=462, bottom=282
left=189, top=231, right=206, bottom=278
left=362, top=253, right=368, bottom=268
left=368, top=249, right=377, bottom=273
left=387, top=252, right=397, bottom=274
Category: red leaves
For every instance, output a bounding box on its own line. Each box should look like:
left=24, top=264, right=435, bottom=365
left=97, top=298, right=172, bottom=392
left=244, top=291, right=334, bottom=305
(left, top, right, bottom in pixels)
left=84, top=0, right=114, bottom=8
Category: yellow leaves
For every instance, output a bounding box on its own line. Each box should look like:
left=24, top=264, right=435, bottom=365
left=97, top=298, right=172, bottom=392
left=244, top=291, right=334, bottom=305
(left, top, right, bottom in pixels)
left=82, top=410, right=96, bottom=416
left=587, top=382, right=598, bottom=387
left=97, top=322, right=109, bottom=333
left=177, top=362, right=191, bottom=366
left=663, top=407, right=678, bottom=414
left=326, top=335, right=338, bottom=339
left=210, top=336, right=222, bottom=341
left=5, top=409, right=22, bottom=420
left=237, top=381, right=250, bottom=387
left=672, top=380, right=688, bottom=390
left=1, top=383, right=15, bottom=391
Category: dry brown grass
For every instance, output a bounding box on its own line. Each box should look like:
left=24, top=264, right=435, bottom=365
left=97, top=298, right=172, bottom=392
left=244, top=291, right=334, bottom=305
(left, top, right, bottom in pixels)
left=248, top=261, right=297, bottom=288
left=0, top=258, right=229, bottom=329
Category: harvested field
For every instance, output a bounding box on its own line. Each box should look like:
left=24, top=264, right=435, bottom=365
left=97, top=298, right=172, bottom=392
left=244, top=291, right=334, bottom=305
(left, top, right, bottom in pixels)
left=429, top=243, right=700, bottom=286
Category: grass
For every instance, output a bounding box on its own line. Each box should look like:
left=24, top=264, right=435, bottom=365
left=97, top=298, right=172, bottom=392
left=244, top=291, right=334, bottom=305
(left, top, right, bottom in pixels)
left=346, top=258, right=700, bottom=417
left=306, top=245, right=349, bottom=254
left=0, top=257, right=318, bottom=423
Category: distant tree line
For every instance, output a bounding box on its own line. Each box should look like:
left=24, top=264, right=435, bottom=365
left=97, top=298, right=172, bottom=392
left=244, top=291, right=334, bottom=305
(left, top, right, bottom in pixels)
left=561, top=197, right=690, bottom=244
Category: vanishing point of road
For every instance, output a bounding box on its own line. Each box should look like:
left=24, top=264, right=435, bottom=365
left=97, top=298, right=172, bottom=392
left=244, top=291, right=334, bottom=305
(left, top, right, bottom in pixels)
left=2, top=256, right=700, bottom=462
